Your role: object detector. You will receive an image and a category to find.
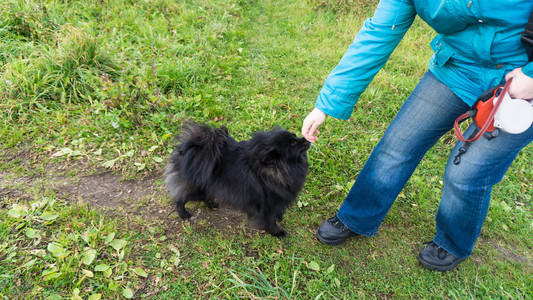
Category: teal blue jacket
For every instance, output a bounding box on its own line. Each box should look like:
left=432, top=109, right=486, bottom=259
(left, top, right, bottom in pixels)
left=316, top=0, right=533, bottom=120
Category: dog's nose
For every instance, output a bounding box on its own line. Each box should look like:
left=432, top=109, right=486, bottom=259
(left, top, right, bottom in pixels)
left=302, top=140, right=312, bottom=151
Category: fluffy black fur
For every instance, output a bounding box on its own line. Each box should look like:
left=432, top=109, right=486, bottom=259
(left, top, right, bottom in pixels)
left=165, top=122, right=311, bottom=237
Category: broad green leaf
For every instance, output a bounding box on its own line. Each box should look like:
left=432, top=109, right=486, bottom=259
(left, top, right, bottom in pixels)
left=88, top=294, right=101, bottom=300
left=72, top=288, right=81, bottom=300
left=47, top=243, right=66, bottom=258
left=168, top=245, right=179, bottom=254
left=81, top=231, right=91, bottom=244
left=152, top=156, right=163, bottom=163
left=122, top=287, right=134, bottom=298
left=42, top=268, right=61, bottom=281
left=160, top=259, right=168, bottom=268
left=110, top=239, right=127, bottom=251
left=326, top=264, right=335, bottom=274
left=103, top=268, right=112, bottom=278
left=39, top=212, right=59, bottom=221
left=25, top=228, right=41, bottom=239
left=173, top=255, right=181, bottom=267
left=82, top=269, right=94, bottom=278
left=82, top=248, right=97, bottom=266
left=130, top=268, right=148, bottom=278
left=105, top=232, right=116, bottom=243
left=42, top=267, right=58, bottom=276
left=307, top=261, right=320, bottom=271
left=134, top=163, right=146, bottom=171
left=334, top=278, right=341, bottom=287
left=94, top=264, right=111, bottom=272
left=87, top=294, right=102, bottom=300
left=8, top=204, right=27, bottom=218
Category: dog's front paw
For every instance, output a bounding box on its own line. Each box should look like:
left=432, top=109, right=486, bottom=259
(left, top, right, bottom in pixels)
left=177, top=210, right=192, bottom=219
left=205, top=200, right=219, bottom=209
left=271, top=229, right=287, bottom=238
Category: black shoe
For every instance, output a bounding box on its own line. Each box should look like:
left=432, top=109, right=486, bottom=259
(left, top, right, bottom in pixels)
left=316, top=216, right=359, bottom=245
left=418, top=241, right=466, bottom=272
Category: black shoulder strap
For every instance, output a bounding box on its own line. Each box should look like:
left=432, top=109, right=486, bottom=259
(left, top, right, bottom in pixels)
left=522, top=12, right=533, bottom=62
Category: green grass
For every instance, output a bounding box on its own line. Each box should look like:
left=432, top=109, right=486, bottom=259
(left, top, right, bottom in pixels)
left=1, top=0, right=532, bottom=298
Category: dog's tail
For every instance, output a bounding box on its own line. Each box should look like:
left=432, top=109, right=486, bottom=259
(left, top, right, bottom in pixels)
left=170, top=121, right=229, bottom=189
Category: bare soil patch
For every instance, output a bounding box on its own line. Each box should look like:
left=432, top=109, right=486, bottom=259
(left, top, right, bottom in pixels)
left=0, top=156, right=253, bottom=235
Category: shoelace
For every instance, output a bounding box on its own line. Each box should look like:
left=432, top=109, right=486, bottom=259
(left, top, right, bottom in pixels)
left=423, top=241, right=448, bottom=259
left=330, top=217, right=348, bottom=230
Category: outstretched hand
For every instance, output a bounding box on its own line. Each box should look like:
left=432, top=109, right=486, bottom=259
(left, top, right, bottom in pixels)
left=505, top=67, right=533, bottom=99
left=302, top=107, right=327, bottom=143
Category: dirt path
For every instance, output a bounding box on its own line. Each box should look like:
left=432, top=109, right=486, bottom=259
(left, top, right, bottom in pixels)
left=0, top=159, right=253, bottom=235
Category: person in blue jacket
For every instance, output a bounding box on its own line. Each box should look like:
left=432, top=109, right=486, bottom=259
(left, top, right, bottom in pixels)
left=301, top=0, right=533, bottom=272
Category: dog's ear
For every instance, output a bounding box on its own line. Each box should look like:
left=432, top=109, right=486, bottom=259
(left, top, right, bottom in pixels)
left=212, top=126, right=229, bottom=143
left=259, top=146, right=280, bottom=165
left=218, top=126, right=228, bottom=134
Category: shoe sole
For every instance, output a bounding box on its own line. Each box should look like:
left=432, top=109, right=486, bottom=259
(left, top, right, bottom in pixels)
left=316, top=232, right=356, bottom=246
left=417, top=254, right=466, bottom=272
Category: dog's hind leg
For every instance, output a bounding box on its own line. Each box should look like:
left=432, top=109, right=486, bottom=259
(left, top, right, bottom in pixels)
left=174, top=195, right=192, bottom=219
left=204, top=198, right=219, bottom=209
left=175, top=192, right=209, bottom=219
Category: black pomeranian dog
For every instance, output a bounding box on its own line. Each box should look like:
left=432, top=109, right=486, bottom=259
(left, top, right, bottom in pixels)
left=165, top=122, right=311, bottom=237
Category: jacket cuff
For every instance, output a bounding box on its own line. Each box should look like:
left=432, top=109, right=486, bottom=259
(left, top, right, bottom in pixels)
left=315, top=86, right=356, bottom=120
left=522, top=62, right=533, bottom=78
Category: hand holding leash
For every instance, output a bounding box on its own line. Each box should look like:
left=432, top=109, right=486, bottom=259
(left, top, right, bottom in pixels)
left=505, top=67, right=533, bottom=100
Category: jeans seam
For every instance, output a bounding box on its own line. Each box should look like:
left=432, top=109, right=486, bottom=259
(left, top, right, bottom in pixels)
left=473, top=176, right=490, bottom=245
left=435, top=156, right=493, bottom=259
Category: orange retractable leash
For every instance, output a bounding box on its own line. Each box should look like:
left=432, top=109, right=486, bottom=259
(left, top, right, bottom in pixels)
left=452, top=78, right=513, bottom=165
left=452, top=12, right=533, bottom=165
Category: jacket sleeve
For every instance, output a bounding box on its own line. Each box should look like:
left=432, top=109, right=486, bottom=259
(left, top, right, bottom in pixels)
left=315, top=0, right=417, bottom=120
left=522, top=62, right=533, bottom=78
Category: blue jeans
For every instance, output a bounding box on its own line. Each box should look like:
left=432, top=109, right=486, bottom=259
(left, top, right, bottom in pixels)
left=337, top=71, right=533, bottom=259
